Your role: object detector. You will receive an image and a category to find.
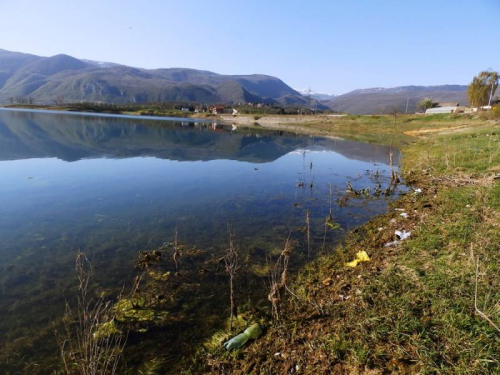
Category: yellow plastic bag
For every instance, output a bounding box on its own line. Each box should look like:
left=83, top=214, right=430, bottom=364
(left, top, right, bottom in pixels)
left=345, top=251, right=370, bottom=268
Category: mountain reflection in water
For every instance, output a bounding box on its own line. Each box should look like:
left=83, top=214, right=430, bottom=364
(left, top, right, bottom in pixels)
left=0, top=108, right=403, bottom=373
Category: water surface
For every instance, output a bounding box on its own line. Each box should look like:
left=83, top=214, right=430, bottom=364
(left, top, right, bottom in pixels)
left=0, top=109, right=403, bottom=372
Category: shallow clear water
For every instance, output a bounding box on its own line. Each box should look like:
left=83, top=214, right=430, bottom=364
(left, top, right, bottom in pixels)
left=0, top=108, right=403, bottom=372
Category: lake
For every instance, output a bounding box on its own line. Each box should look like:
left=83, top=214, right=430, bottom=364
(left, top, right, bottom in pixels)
left=0, top=108, right=403, bottom=373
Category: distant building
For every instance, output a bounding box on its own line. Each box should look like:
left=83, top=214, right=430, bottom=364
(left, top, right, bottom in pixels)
left=425, top=106, right=459, bottom=114
left=210, top=105, right=225, bottom=114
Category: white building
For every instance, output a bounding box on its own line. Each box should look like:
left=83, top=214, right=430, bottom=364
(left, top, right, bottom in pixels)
left=425, top=106, right=458, bottom=114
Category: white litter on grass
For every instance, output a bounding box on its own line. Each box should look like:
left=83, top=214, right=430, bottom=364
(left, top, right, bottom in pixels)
left=400, top=213, right=408, bottom=219
left=395, top=208, right=405, bottom=211
left=414, top=188, right=422, bottom=195
left=395, top=230, right=411, bottom=240
left=384, top=240, right=400, bottom=248
left=385, top=230, right=411, bottom=247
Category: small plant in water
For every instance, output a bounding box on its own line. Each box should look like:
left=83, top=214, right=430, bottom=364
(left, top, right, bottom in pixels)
left=268, top=233, right=293, bottom=320
left=58, top=252, right=126, bottom=375
left=305, top=210, right=311, bottom=258
left=173, top=227, right=180, bottom=271
left=224, top=220, right=240, bottom=330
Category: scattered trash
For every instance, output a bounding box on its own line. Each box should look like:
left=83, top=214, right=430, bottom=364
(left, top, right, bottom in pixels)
left=339, top=294, right=351, bottom=301
left=414, top=188, right=422, bottom=195
left=345, top=251, right=370, bottom=268
left=323, top=277, right=332, bottom=286
left=385, top=230, right=411, bottom=247
left=384, top=240, right=400, bottom=248
left=400, top=213, right=408, bottom=219
left=223, top=323, right=264, bottom=350
left=395, top=208, right=405, bottom=211
left=395, top=230, right=411, bottom=240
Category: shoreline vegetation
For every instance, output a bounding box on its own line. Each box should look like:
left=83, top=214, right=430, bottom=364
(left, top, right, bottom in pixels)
left=199, top=111, right=500, bottom=373
left=4, top=104, right=500, bottom=373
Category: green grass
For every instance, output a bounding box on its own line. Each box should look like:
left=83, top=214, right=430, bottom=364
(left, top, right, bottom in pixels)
left=267, top=113, right=497, bottom=146
left=199, top=115, right=500, bottom=374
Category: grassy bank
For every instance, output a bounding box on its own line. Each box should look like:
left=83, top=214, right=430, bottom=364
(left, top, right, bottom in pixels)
left=225, top=111, right=500, bottom=146
left=195, top=114, right=500, bottom=374
left=3, top=105, right=499, bottom=373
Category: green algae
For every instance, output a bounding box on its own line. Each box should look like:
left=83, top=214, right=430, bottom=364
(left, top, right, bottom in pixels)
left=114, top=298, right=167, bottom=325
left=93, top=319, right=122, bottom=340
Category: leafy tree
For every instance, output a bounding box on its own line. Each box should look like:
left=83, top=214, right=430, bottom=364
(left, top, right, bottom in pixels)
left=418, top=97, right=434, bottom=111
left=468, top=70, right=499, bottom=108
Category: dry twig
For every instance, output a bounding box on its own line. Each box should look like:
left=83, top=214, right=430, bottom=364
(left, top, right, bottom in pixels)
left=268, top=232, right=293, bottom=320
left=474, top=256, right=500, bottom=334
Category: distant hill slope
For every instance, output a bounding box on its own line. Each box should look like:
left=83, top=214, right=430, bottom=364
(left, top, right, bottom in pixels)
left=0, top=48, right=304, bottom=105
left=325, top=85, right=469, bottom=114
left=295, top=88, right=337, bottom=101
left=0, top=49, right=470, bottom=112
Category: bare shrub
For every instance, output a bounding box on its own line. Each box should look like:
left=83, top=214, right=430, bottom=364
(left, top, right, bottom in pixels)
left=58, top=252, right=126, bottom=375
left=224, top=220, right=240, bottom=330
left=268, top=233, right=293, bottom=320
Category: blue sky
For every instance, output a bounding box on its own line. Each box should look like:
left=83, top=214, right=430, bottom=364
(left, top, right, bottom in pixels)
left=0, top=0, right=498, bottom=94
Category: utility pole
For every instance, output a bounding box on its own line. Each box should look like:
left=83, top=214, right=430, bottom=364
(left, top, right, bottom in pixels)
left=405, top=96, right=410, bottom=114
left=488, top=81, right=495, bottom=107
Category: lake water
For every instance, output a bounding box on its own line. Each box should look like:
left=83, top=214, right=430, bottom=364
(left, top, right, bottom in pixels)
left=0, top=108, right=403, bottom=373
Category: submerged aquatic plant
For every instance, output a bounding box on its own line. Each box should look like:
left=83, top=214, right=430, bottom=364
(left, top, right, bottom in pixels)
left=224, top=220, right=240, bottom=330
left=58, top=252, right=126, bottom=375
left=305, top=210, right=311, bottom=258
left=173, top=227, right=180, bottom=271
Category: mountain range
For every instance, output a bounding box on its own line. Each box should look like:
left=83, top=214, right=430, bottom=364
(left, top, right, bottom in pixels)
left=0, top=48, right=321, bottom=107
left=324, top=85, right=469, bottom=114
left=0, top=48, right=471, bottom=114
left=294, top=88, right=337, bottom=101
